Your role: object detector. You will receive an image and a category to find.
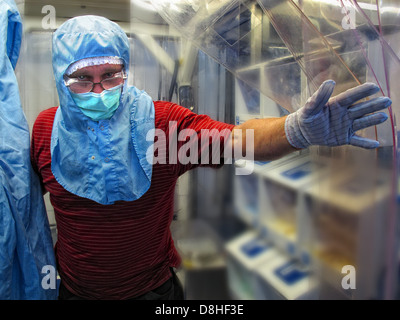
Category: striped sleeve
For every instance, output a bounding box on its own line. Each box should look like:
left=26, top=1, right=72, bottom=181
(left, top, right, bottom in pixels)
left=155, top=102, right=235, bottom=176
left=31, top=106, right=58, bottom=192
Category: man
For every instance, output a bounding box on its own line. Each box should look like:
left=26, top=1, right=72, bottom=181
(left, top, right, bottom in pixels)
left=30, top=15, right=391, bottom=300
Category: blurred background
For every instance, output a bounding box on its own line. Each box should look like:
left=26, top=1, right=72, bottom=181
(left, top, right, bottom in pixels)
left=16, top=0, right=400, bottom=300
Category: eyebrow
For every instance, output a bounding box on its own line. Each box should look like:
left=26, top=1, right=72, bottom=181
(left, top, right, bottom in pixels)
left=69, top=65, right=124, bottom=77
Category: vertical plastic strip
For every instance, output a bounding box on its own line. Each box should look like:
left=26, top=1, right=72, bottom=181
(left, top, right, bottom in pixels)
left=345, top=0, right=399, bottom=299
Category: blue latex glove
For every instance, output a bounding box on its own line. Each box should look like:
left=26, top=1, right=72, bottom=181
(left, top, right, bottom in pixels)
left=285, top=80, right=391, bottom=149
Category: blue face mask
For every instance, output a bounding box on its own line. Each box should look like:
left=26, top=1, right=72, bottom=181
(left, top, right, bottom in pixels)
left=70, top=85, right=122, bottom=121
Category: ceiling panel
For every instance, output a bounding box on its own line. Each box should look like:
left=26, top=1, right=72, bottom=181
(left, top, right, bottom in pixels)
left=24, top=0, right=131, bottom=22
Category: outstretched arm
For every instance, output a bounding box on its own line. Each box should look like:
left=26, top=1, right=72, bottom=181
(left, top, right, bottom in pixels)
left=232, top=116, right=296, bottom=161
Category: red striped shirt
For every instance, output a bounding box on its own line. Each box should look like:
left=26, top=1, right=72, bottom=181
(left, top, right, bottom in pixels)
left=31, top=101, right=234, bottom=299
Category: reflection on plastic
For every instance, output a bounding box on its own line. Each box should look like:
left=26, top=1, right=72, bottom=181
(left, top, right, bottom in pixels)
left=151, top=0, right=400, bottom=300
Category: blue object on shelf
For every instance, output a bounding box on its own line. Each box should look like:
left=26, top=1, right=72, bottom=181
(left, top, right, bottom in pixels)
left=241, top=238, right=270, bottom=258
left=281, top=161, right=311, bottom=180
left=274, top=260, right=309, bottom=285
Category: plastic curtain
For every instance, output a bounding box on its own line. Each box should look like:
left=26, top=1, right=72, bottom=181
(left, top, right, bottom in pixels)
left=151, top=0, right=400, bottom=299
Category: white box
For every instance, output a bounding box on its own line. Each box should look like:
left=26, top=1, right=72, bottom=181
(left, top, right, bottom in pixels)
left=252, top=252, right=317, bottom=300
left=258, top=155, right=328, bottom=256
left=233, top=153, right=302, bottom=227
left=303, top=167, right=391, bottom=299
left=225, top=230, right=280, bottom=300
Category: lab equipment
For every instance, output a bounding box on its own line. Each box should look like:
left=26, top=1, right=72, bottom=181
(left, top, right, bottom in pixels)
left=225, top=230, right=278, bottom=300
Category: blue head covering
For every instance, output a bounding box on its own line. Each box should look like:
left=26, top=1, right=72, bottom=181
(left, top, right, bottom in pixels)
left=51, top=15, right=155, bottom=205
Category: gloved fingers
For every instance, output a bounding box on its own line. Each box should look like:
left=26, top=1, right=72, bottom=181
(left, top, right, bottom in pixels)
left=352, top=112, right=388, bottom=132
left=332, top=82, right=380, bottom=108
left=348, top=96, right=392, bottom=119
left=302, top=80, right=335, bottom=117
left=350, top=135, right=380, bottom=149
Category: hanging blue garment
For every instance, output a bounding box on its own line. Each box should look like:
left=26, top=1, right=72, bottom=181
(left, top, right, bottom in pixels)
left=0, top=0, right=57, bottom=299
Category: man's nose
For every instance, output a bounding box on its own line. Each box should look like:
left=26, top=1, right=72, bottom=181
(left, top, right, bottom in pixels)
left=92, top=82, right=104, bottom=94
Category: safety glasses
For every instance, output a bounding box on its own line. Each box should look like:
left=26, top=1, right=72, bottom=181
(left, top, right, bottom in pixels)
left=64, top=71, right=127, bottom=94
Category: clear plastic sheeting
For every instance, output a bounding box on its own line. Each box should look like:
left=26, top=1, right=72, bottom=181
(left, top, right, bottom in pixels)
left=150, top=0, right=302, bottom=113
left=151, top=0, right=400, bottom=299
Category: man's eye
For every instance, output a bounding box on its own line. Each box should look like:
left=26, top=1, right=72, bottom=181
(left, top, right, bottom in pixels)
left=104, top=72, right=115, bottom=78
left=77, top=75, right=88, bottom=81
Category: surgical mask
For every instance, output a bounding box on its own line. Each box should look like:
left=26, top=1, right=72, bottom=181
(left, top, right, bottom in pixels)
left=70, top=84, right=122, bottom=121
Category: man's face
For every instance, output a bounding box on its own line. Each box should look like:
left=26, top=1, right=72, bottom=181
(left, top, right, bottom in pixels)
left=67, top=63, right=124, bottom=94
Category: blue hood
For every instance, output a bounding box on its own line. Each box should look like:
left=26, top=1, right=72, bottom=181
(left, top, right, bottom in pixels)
left=52, top=15, right=131, bottom=125
left=50, top=15, right=155, bottom=205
